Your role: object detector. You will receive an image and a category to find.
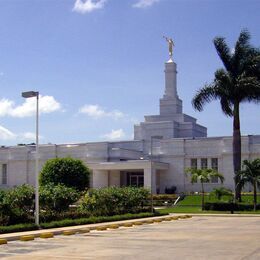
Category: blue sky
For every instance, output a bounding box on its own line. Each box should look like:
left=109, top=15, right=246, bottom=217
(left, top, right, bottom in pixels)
left=0, top=0, right=259, bottom=145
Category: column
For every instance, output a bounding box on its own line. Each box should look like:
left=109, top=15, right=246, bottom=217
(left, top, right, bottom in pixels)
left=144, top=167, right=157, bottom=194
left=109, top=170, right=121, bottom=187
left=92, top=170, right=108, bottom=188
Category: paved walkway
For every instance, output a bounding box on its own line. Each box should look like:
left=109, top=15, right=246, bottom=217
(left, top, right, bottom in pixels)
left=0, top=215, right=260, bottom=259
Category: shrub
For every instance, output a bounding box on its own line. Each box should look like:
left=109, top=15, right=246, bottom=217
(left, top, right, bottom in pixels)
left=165, top=186, right=177, bottom=194
left=40, top=209, right=90, bottom=223
left=0, top=223, right=38, bottom=234
left=40, top=212, right=162, bottom=229
left=204, top=202, right=260, bottom=211
left=39, top=157, right=90, bottom=191
left=2, top=185, right=35, bottom=225
left=151, top=194, right=178, bottom=206
left=40, top=183, right=80, bottom=212
left=80, top=187, right=150, bottom=216
left=210, top=187, right=233, bottom=201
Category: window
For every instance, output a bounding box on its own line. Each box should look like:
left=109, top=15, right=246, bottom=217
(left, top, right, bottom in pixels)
left=211, top=158, right=218, bottom=171
left=190, top=159, right=198, bottom=182
left=191, top=159, right=197, bottom=169
left=211, top=158, right=218, bottom=183
left=201, top=158, right=207, bottom=169
left=2, top=164, right=7, bottom=185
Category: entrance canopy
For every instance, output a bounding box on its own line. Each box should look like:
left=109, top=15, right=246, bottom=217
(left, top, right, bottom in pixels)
left=88, top=159, right=169, bottom=171
left=88, top=160, right=169, bottom=193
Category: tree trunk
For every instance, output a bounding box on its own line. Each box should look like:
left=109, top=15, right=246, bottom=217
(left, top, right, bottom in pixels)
left=233, top=102, right=242, bottom=201
left=253, top=181, right=257, bottom=211
left=201, top=182, right=205, bottom=211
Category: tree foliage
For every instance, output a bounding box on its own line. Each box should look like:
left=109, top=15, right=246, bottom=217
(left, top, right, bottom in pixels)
left=210, top=187, right=233, bottom=201
left=39, top=157, right=90, bottom=191
left=0, top=185, right=34, bottom=225
left=186, top=168, right=224, bottom=210
left=236, top=159, right=260, bottom=211
left=80, top=187, right=150, bottom=216
left=40, top=183, right=80, bottom=212
left=192, top=29, right=260, bottom=200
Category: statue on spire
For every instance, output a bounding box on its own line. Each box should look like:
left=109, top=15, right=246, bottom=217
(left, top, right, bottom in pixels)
left=163, top=36, right=174, bottom=59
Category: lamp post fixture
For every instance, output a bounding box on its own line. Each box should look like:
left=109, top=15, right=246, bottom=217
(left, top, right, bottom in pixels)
left=22, top=91, right=39, bottom=226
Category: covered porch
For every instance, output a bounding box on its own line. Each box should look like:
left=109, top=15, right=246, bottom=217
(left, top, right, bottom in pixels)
left=88, top=160, right=169, bottom=194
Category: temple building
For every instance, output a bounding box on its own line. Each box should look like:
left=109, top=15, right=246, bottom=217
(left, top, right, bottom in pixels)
left=0, top=55, right=259, bottom=193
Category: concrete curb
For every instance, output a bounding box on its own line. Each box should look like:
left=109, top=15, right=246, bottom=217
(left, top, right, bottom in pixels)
left=0, top=215, right=191, bottom=243
left=171, top=213, right=260, bottom=217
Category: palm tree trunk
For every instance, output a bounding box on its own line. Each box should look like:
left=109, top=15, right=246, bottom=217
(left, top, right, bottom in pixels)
left=233, top=102, right=242, bottom=201
left=201, top=182, right=205, bottom=210
left=253, top=181, right=257, bottom=211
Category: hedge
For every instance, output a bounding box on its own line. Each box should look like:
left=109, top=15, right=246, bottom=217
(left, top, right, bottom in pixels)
left=204, top=202, right=260, bottom=211
left=41, top=212, right=162, bottom=229
left=80, top=187, right=150, bottom=216
left=0, top=212, right=165, bottom=234
left=0, top=223, right=38, bottom=234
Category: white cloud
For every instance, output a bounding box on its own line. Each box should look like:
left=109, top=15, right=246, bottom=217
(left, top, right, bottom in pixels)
left=0, top=95, right=61, bottom=118
left=20, top=132, right=35, bottom=141
left=19, top=132, right=43, bottom=142
left=133, top=0, right=160, bottom=8
left=73, top=0, right=107, bottom=14
left=0, top=125, right=16, bottom=140
left=79, top=104, right=124, bottom=119
left=0, top=99, right=14, bottom=117
left=0, top=126, right=44, bottom=143
left=102, top=129, right=126, bottom=140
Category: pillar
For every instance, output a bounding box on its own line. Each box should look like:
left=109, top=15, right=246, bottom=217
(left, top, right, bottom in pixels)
left=92, top=170, right=108, bottom=188
left=144, top=167, right=157, bottom=194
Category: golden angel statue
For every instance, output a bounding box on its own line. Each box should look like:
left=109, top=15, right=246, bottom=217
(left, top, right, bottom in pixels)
left=163, top=36, right=174, bottom=58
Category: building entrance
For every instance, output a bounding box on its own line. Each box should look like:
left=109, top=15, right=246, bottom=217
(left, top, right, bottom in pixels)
left=126, top=172, right=144, bottom=187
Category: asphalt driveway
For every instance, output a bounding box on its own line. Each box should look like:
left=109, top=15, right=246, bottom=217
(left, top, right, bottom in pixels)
left=0, top=216, right=259, bottom=260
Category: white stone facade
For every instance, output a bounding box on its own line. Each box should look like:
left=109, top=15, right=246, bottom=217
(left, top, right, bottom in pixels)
left=0, top=59, right=260, bottom=193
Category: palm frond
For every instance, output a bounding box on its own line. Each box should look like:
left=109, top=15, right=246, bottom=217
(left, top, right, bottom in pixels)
left=220, top=97, right=233, bottom=116
left=236, top=159, right=260, bottom=188
left=237, top=76, right=260, bottom=103
left=213, top=36, right=233, bottom=72
left=185, top=168, right=224, bottom=185
left=192, top=84, right=219, bottom=111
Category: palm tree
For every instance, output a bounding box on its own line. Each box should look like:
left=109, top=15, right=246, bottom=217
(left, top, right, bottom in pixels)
left=192, top=29, right=260, bottom=200
left=185, top=168, right=224, bottom=210
left=236, top=159, right=260, bottom=211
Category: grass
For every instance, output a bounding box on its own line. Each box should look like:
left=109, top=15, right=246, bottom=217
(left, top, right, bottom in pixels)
left=157, top=194, right=260, bottom=214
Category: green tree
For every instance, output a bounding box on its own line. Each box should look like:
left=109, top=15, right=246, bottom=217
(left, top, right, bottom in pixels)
left=192, top=29, right=260, bottom=200
left=40, top=157, right=90, bottom=191
left=210, top=187, right=233, bottom=201
left=186, top=168, right=224, bottom=210
left=236, top=159, right=260, bottom=211
left=2, top=185, right=34, bottom=224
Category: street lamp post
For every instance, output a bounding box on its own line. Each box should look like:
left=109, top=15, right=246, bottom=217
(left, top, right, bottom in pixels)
left=22, top=91, right=39, bottom=226
left=150, top=135, right=162, bottom=213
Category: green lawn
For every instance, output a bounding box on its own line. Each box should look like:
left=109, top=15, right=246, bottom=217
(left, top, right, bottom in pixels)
left=157, top=194, right=260, bottom=214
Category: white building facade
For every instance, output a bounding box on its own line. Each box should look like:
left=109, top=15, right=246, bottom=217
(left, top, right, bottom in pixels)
left=1, top=58, right=260, bottom=193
